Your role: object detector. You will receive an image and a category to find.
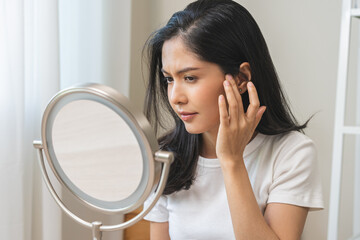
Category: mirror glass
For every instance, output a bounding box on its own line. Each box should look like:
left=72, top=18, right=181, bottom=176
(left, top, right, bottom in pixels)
left=51, top=99, right=143, bottom=202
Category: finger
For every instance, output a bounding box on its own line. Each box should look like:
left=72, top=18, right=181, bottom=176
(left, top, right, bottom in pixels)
left=255, top=106, right=266, bottom=127
left=246, top=81, right=260, bottom=119
left=223, top=76, right=239, bottom=121
left=226, top=74, right=244, bottom=115
left=227, top=75, right=242, bottom=105
left=218, top=94, right=229, bottom=127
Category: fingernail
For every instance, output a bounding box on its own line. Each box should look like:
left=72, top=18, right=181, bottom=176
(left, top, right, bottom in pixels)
left=226, top=74, right=233, bottom=81
left=224, top=80, right=230, bottom=86
left=260, top=106, right=267, bottom=114
left=248, top=81, right=254, bottom=88
left=219, top=95, right=225, bottom=101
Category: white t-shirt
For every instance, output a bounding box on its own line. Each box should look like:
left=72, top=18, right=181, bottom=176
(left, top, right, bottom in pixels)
left=144, top=131, right=324, bottom=240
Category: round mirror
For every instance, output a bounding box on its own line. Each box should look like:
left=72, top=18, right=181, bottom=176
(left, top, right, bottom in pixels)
left=37, top=83, right=171, bottom=216
left=34, top=83, right=173, bottom=238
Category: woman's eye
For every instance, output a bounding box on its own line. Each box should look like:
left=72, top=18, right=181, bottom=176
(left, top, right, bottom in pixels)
left=185, top=76, right=196, bottom=82
left=163, top=76, right=173, bottom=84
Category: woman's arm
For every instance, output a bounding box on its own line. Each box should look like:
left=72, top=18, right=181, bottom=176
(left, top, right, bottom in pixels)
left=217, top=75, right=308, bottom=239
left=264, top=203, right=308, bottom=239
left=221, top=160, right=308, bottom=239
left=150, top=222, right=170, bottom=240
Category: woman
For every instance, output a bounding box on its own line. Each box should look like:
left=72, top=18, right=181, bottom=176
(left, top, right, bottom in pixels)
left=143, top=0, right=324, bottom=239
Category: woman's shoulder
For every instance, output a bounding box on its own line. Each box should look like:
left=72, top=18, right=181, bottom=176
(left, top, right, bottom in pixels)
left=262, top=131, right=324, bottom=210
left=261, top=130, right=314, bottom=146
left=259, top=131, right=316, bottom=157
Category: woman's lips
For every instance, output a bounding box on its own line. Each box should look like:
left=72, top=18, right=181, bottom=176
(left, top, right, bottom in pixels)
left=179, top=112, right=197, bottom=121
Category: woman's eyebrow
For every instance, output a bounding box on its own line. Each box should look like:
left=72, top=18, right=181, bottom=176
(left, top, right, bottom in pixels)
left=161, top=67, right=200, bottom=75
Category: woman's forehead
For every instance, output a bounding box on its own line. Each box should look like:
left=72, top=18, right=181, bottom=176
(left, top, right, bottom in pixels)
left=162, top=37, right=205, bottom=72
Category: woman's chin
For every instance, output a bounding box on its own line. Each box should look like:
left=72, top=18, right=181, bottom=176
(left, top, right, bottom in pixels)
left=184, top=125, right=204, bottom=135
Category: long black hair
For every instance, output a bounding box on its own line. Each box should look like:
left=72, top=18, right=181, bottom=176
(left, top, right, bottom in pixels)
left=143, top=0, right=308, bottom=195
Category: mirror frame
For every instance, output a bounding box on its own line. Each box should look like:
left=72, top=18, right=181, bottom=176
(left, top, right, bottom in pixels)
left=33, top=83, right=174, bottom=238
left=41, top=83, right=160, bottom=214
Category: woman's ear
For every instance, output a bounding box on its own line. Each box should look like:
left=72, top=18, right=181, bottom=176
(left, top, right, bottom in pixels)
left=235, top=62, right=251, bottom=94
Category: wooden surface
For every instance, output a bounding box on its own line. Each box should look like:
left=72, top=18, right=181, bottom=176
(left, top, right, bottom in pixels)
left=124, top=206, right=150, bottom=240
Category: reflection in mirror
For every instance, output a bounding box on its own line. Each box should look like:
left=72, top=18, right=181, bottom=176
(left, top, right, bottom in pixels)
left=52, top=99, right=143, bottom=202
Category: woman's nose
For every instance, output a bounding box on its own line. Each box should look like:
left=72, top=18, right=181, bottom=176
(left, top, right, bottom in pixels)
left=169, top=82, right=187, bottom=105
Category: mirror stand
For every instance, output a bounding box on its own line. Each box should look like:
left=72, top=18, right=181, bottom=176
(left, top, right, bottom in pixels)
left=92, top=221, right=102, bottom=240
left=33, top=140, right=174, bottom=240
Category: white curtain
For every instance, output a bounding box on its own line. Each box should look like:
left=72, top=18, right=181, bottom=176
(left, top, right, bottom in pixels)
left=0, top=0, right=61, bottom=239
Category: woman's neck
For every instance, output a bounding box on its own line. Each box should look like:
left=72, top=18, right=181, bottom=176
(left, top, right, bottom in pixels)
left=200, top=131, right=218, bottom=158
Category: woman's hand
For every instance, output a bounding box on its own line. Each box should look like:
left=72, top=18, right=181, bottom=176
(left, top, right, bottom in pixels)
left=216, top=74, right=266, bottom=167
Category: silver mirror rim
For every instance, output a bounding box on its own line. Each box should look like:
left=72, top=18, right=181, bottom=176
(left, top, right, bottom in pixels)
left=41, top=83, right=160, bottom=214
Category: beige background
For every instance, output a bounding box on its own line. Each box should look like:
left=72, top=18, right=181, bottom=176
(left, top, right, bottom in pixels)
left=58, top=0, right=358, bottom=239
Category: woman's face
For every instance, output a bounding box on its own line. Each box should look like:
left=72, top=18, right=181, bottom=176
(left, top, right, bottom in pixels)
left=162, top=37, right=226, bottom=136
